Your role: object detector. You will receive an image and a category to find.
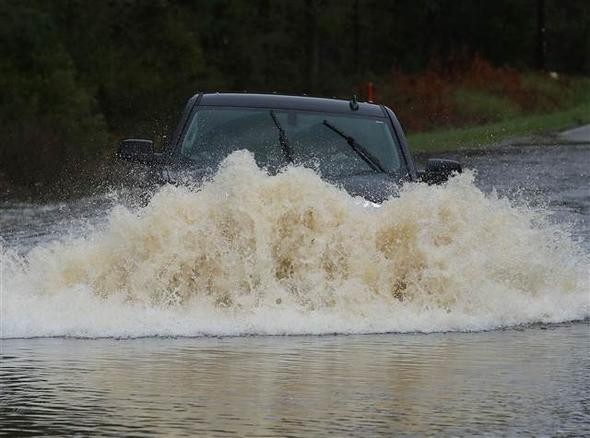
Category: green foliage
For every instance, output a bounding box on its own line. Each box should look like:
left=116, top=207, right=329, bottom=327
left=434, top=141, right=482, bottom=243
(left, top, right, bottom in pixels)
left=0, top=1, right=107, bottom=188
left=453, top=89, right=521, bottom=124
left=48, top=0, right=208, bottom=134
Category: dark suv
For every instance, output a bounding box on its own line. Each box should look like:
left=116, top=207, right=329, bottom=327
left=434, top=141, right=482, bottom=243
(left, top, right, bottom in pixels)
left=117, top=93, right=461, bottom=203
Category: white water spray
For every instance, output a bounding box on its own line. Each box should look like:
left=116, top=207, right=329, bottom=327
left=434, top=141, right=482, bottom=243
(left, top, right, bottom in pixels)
left=1, top=151, right=588, bottom=338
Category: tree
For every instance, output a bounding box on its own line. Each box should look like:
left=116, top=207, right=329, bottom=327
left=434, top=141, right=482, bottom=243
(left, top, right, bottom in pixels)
left=0, top=0, right=107, bottom=188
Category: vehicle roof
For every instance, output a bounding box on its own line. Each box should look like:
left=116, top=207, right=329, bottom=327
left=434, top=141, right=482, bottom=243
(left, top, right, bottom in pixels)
left=198, top=93, right=386, bottom=117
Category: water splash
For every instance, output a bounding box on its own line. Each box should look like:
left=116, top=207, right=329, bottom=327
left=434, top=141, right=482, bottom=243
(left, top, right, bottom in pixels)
left=2, top=151, right=588, bottom=338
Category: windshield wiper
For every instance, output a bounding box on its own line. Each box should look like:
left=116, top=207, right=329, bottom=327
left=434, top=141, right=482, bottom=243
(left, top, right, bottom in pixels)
left=322, top=120, right=385, bottom=173
left=270, top=110, right=293, bottom=163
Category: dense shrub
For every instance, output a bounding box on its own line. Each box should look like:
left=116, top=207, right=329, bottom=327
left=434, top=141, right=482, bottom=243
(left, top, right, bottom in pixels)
left=379, top=56, right=583, bottom=132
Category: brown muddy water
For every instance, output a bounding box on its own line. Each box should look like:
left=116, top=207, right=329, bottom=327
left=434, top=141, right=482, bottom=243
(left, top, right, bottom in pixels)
left=1, top=144, right=589, bottom=436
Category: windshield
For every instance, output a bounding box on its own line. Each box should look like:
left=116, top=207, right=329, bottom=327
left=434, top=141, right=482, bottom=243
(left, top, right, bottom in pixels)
left=180, top=107, right=403, bottom=178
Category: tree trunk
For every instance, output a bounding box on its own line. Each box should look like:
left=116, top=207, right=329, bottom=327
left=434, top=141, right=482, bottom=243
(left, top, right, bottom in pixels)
left=304, top=0, right=319, bottom=92
left=536, top=0, right=547, bottom=70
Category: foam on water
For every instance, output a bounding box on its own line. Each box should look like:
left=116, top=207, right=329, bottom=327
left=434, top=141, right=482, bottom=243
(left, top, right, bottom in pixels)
left=1, top=152, right=588, bottom=338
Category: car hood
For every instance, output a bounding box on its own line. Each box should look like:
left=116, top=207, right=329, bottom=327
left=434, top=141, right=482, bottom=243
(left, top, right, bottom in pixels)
left=163, top=167, right=401, bottom=204
left=327, top=173, right=401, bottom=203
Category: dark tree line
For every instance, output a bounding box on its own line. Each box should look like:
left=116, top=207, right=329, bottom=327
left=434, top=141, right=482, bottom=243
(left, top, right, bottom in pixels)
left=1, top=0, right=589, bottom=191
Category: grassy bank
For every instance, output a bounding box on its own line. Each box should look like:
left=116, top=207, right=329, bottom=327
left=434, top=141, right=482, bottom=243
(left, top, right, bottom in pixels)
left=407, top=101, right=590, bottom=153
left=375, top=58, right=590, bottom=154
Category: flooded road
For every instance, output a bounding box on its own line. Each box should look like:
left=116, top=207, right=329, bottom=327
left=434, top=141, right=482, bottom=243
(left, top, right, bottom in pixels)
left=441, top=143, right=590, bottom=250
left=1, top=323, right=588, bottom=436
left=1, top=143, right=589, bottom=435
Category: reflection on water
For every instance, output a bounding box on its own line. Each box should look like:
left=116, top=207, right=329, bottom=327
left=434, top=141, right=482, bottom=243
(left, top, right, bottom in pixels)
left=1, top=323, right=588, bottom=436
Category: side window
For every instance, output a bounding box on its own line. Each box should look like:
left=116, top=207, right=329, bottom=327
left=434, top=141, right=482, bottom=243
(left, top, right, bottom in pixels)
left=180, top=112, right=201, bottom=155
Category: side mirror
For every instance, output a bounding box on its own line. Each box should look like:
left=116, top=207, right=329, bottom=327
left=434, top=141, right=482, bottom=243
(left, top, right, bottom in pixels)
left=420, top=158, right=462, bottom=184
left=116, top=139, right=161, bottom=165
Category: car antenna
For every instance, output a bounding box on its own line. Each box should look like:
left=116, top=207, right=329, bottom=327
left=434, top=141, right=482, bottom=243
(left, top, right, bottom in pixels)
left=349, top=95, right=359, bottom=111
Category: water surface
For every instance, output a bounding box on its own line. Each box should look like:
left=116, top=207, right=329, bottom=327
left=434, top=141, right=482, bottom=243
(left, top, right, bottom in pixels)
left=1, top=324, right=588, bottom=436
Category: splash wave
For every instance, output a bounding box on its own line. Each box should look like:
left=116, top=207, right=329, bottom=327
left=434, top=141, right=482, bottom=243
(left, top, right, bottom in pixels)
left=2, top=152, right=588, bottom=338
